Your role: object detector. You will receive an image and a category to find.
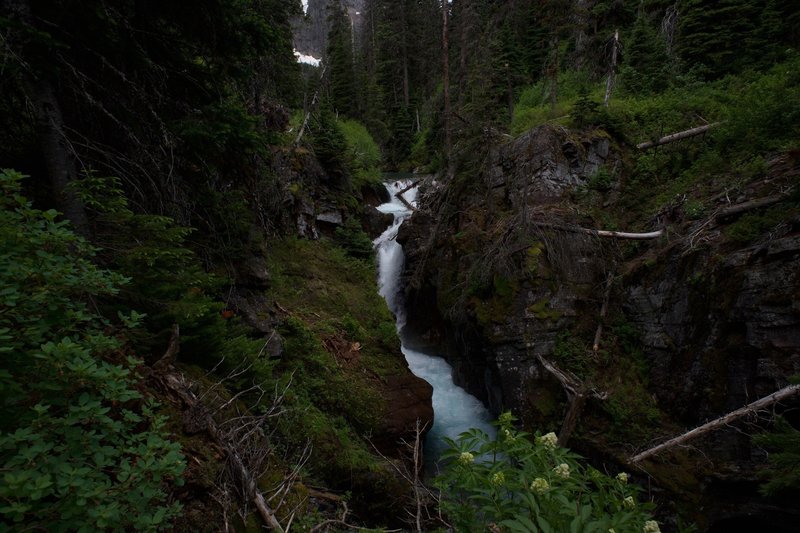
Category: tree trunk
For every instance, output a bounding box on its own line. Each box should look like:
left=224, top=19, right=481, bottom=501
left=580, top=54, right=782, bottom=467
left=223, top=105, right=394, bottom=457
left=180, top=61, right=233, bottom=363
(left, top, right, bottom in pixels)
left=592, top=271, right=614, bottom=354
left=549, top=36, right=559, bottom=111
left=603, top=29, right=619, bottom=107
left=558, top=393, right=587, bottom=447
left=442, top=1, right=452, bottom=180
left=630, top=384, right=800, bottom=463
left=7, top=0, right=90, bottom=235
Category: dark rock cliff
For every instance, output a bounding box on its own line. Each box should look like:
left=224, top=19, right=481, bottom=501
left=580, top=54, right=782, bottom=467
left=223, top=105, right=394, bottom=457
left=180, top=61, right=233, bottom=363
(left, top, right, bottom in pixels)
left=397, top=124, right=800, bottom=530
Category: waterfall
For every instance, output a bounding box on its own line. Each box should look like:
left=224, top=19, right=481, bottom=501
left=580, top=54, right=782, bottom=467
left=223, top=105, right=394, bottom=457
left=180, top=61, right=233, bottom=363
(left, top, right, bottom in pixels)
left=374, top=179, right=495, bottom=467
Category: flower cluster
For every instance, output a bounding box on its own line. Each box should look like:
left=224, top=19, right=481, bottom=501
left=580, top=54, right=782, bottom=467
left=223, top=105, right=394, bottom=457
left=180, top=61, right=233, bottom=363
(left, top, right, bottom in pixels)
left=623, top=496, right=636, bottom=509
left=502, top=428, right=515, bottom=442
left=458, top=451, right=475, bottom=465
left=491, top=472, right=505, bottom=486
left=643, top=520, right=661, bottom=533
left=553, top=463, right=571, bottom=479
left=498, top=411, right=514, bottom=426
left=530, top=477, right=549, bottom=495
left=537, top=432, right=558, bottom=450
left=616, top=472, right=628, bottom=484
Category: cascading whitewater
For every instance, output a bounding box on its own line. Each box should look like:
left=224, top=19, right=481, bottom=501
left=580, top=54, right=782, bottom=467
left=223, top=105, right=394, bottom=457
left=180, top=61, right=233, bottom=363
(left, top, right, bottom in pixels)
left=374, top=179, right=495, bottom=466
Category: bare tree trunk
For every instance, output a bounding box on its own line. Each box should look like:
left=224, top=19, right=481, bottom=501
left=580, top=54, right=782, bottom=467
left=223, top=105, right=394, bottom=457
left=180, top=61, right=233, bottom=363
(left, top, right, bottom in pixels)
left=603, top=29, right=619, bottom=107
left=630, top=384, right=800, bottom=464
left=637, top=122, right=720, bottom=150
left=442, top=1, right=452, bottom=180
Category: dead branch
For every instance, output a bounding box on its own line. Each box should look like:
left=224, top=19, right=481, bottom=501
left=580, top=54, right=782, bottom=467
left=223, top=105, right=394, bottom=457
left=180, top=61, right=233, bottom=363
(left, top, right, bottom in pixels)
left=636, top=122, right=721, bottom=150
left=630, top=384, right=800, bottom=464
left=592, top=272, right=614, bottom=355
left=367, top=420, right=440, bottom=533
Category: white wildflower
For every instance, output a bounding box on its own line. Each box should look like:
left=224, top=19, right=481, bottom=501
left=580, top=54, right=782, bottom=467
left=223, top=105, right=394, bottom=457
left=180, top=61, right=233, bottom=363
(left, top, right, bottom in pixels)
left=537, top=432, right=558, bottom=450
left=623, top=496, right=636, bottom=508
left=616, top=472, right=629, bottom=484
left=553, top=463, right=571, bottom=479
left=458, top=452, right=474, bottom=465
left=491, top=472, right=505, bottom=486
left=530, top=477, right=549, bottom=495
left=643, top=520, right=661, bottom=533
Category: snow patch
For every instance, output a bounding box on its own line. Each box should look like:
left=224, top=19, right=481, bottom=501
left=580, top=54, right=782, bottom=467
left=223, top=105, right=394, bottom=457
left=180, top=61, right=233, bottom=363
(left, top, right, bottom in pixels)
left=294, top=49, right=321, bottom=67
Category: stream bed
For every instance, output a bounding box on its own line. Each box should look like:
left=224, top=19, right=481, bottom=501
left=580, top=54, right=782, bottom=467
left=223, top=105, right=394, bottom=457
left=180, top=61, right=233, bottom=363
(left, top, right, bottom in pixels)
left=373, top=179, right=495, bottom=469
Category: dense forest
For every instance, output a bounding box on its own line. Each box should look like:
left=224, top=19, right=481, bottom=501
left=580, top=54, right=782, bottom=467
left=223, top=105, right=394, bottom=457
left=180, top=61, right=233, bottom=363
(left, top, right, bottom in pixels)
left=1, top=0, right=799, bottom=531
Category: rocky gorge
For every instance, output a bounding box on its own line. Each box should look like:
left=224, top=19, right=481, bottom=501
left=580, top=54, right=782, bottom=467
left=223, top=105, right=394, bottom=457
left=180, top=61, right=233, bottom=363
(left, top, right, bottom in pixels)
left=397, top=124, right=800, bottom=530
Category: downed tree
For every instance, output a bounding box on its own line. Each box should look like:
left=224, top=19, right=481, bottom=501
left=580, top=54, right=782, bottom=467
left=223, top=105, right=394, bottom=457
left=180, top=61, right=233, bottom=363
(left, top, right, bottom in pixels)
left=636, top=122, right=721, bottom=150
left=630, top=384, right=800, bottom=464
left=716, top=192, right=790, bottom=219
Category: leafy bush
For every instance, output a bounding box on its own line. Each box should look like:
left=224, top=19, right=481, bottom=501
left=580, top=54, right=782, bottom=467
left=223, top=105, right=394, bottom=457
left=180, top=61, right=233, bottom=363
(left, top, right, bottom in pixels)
left=436, top=413, right=659, bottom=533
left=338, top=118, right=383, bottom=187
left=0, top=170, right=185, bottom=529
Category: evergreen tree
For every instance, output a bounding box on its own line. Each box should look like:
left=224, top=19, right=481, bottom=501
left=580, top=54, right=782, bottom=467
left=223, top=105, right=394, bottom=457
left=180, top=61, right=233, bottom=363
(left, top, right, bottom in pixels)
left=326, top=0, right=357, bottom=118
left=678, top=0, right=761, bottom=78
left=620, top=10, right=671, bottom=94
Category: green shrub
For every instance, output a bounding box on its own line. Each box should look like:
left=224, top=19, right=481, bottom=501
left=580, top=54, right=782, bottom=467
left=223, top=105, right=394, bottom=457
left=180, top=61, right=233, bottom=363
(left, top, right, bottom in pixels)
left=436, top=412, right=659, bottom=532
left=0, top=170, right=185, bottom=530
left=338, top=118, right=383, bottom=188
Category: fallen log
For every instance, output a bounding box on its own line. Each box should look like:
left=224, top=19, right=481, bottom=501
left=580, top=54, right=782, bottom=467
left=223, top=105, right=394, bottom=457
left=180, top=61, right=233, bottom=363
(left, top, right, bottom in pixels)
left=716, top=193, right=789, bottom=219
left=534, top=222, right=664, bottom=240
left=630, top=384, right=800, bottom=464
left=396, top=182, right=418, bottom=212
left=636, top=122, right=720, bottom=150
